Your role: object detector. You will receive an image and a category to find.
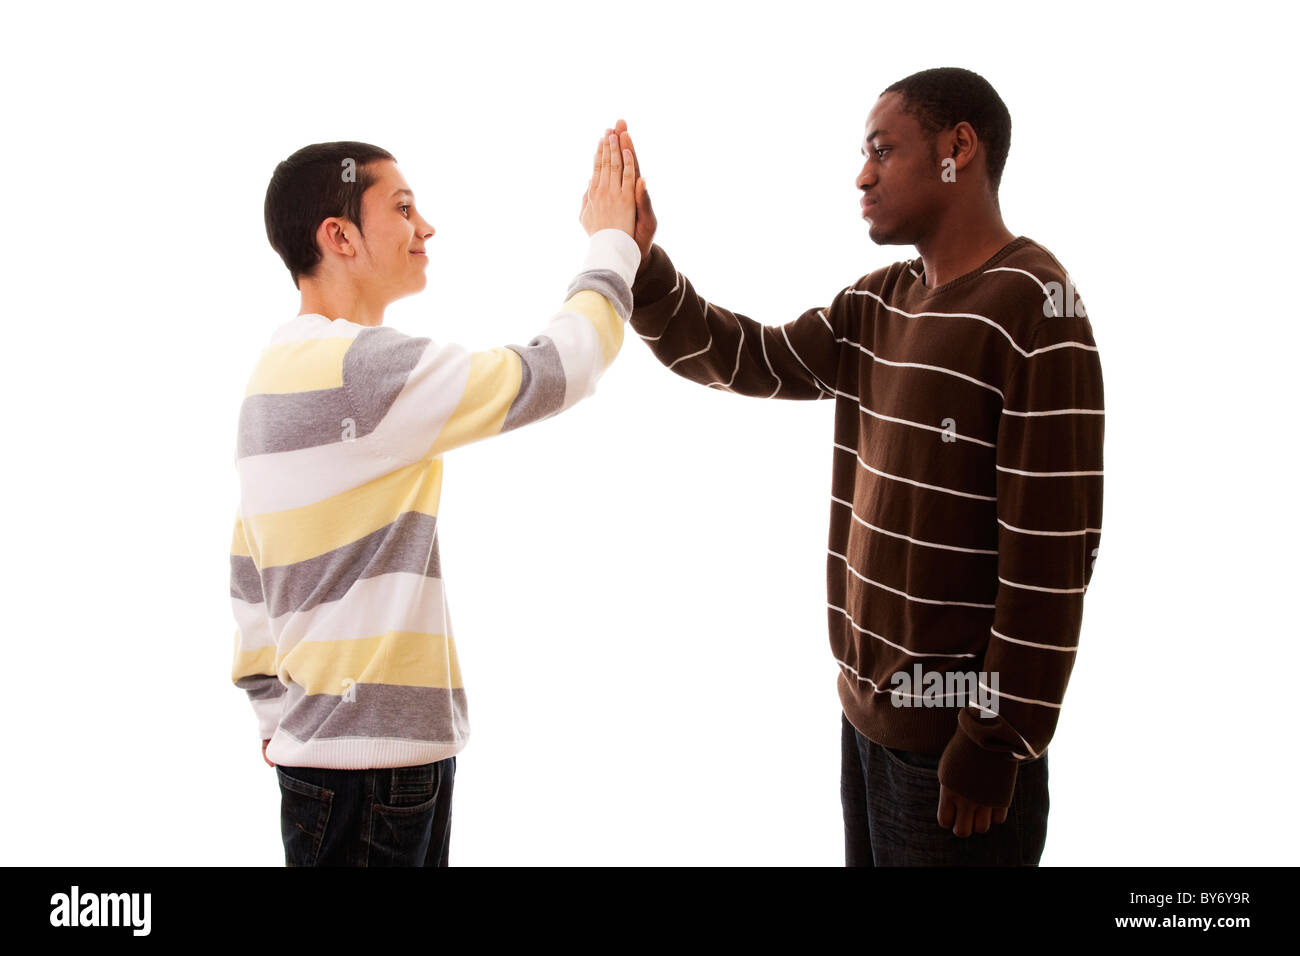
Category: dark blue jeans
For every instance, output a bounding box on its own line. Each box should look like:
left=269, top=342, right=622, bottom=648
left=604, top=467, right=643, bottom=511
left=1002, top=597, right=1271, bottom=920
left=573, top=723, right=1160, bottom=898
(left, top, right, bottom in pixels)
left=276, top=756, right=455, bottom=867
left=840, top=713, right=1049, bottom=866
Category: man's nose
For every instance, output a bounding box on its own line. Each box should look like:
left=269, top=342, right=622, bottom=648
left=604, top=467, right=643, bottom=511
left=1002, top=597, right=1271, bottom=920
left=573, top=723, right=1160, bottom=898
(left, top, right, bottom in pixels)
left=855, top=161, right=875, bottom=190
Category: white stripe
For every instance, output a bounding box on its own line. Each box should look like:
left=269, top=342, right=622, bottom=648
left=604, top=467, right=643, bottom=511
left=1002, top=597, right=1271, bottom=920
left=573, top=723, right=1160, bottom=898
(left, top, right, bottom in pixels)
left=1002, top=407, right=1104, bottom=418
left=997, top=465, right=1104, bottom=477
left=830, top=495, right=998, bottom=555
left=847, top=288, right=1095, bottom=359
left=830, top=550, right=995, bottom=608
left=836, top=659, right=972, bottom=700
left=232, top=596, right=275, bottom=650
left=998, top=576, right=1086, bottom=594
left=270, top=571, right=448, bottom=659
left=834, top=442, right=996, bottom=501
left=983, top=266, right=1059, bottom=317
left=781, top=324, right=834, bottom=396
left=836, top=337, right=1003, bottom=397
left=758, top=326, right=782, bottom=398
left=666, top=331, right=714, bottom=369
left=981, top=681, right=1062, bottom=710
left=668, top=276, right=690, bottom=317
left=990, top=627, right=1077, bottom=652
left=828, top=605, right=975, bottom=658
left=998, top=518, right=1101, bottom=537
left=836, top=393, right=995, bottom=448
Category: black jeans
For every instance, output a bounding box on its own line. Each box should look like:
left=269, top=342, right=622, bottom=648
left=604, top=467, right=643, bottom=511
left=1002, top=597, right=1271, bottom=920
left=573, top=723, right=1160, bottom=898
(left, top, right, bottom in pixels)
left=276, top=756, right=456, bottom=866
left=840, top=713, right=1048, bottom=866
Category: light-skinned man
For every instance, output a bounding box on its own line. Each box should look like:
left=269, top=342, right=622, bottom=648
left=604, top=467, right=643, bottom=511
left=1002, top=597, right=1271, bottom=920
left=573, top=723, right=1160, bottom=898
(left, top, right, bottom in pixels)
left=230, top=133, right=641, bottom=865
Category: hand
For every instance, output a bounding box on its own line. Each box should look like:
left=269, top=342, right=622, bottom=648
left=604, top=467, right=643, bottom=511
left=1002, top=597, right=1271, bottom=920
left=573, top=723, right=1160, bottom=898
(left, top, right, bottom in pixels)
left=579, top=131, right=636, bottom=239
left=612, top=119, right=657, bottom=267
left=937, top=783, right=1008, bottom=837
left=262, top=739, right=275, bottom=768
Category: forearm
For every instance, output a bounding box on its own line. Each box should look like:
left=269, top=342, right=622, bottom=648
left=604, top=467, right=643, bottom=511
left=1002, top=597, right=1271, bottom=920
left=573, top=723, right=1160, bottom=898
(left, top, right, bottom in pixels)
left=630, top=244, right=842, bottom=400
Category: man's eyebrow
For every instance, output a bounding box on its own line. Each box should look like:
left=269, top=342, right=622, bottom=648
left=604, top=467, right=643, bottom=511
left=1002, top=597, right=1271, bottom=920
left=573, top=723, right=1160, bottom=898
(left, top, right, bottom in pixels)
left=391, top=189, right=414, bottom=200
left=862, top=128, right=890, bottom=149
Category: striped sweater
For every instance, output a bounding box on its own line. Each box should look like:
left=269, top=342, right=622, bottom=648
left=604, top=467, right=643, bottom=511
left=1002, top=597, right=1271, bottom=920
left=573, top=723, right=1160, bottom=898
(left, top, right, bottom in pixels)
left=630, top=237, right=1103, bottom=808
left=229, top=228, right=641, bottom=769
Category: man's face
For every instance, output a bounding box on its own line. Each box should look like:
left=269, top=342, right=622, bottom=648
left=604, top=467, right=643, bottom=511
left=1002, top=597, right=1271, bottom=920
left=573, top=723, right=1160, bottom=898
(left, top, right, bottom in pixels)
left=855, top=92, right=947, bottom=247
left=349, top=159, right=435, bottom=301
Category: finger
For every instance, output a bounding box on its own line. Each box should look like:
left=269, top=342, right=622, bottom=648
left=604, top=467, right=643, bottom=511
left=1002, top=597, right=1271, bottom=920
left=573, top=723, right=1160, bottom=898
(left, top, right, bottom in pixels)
left=636, top=176, right=652, bottom=214
left=620, top=147, right=635, bottom=191
left=993, top=806, right=1009, bottom=825
left=603, top=132, right=618, bottom=188
left=591, top=136, right=604, bottom=184
left=973, top=805, right=992, bottom=834
left=936, top=789, right=955, bottom=829
left=619, top=130, right=639, bottom=183
left=953, top=804, right=973, bottom=838
left=597, top=134, right=612, bottom=191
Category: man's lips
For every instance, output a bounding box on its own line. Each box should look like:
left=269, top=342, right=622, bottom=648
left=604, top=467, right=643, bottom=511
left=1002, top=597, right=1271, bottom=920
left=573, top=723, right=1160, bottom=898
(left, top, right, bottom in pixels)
left=860, top=196, right=878, bottom=214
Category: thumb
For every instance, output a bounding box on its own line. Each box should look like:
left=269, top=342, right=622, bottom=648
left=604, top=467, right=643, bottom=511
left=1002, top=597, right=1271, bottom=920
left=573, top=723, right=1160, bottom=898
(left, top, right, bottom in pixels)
left=636, top=177, right=651, bottom=210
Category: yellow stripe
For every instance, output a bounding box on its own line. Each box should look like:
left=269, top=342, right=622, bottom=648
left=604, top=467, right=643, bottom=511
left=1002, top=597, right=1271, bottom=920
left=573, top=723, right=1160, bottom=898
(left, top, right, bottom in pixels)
left=233, top=642, right=278, bottom=683
left=244, top=337, right=354, bottom=396
left=564, top=289, right=624, bottom=368
left=280, top=631, right=463, bottom=695
left=245, top=458, right=443, bottom=568
left=427, top=347, right=522, bottom=457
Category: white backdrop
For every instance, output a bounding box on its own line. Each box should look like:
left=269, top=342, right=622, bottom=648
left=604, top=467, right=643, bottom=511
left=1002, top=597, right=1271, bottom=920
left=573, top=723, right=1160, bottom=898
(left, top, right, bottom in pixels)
left=2, top=0, right=1295, bottom=866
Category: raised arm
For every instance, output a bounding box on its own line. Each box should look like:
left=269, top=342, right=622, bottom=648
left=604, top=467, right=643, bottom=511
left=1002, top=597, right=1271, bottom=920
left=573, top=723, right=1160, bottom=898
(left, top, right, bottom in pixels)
left=340, top=132, right=640, bottom=462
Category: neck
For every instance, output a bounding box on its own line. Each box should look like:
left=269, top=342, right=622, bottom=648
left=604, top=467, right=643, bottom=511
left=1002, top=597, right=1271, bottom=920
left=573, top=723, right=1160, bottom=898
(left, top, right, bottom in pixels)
left=297, top=280, right=386, bottom=327
left=914, top=199, right=1016, bottom=289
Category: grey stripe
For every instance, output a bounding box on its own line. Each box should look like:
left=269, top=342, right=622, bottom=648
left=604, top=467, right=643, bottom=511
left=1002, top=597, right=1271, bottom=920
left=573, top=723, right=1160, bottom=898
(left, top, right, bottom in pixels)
left=261, top=512, right=441, bottom=618
left=238, top=387, right=358, bottom=457
left=566, top=268, right=632, bottom=321
left=230, top=554, right=265, bottom=603
left=343, top=326, right=429, bottom=432
left=236, top=675, right=285, bottom=700
left=279, top=683, right=469, bottom=742
left=502, top=336, right=566, bottom=433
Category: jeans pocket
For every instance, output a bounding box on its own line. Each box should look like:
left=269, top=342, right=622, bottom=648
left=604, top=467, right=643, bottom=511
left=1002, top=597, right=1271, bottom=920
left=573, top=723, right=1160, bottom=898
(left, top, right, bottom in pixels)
left=368, top=787, right=441, bottom=866
left=277, top=767, right=334, bottom=867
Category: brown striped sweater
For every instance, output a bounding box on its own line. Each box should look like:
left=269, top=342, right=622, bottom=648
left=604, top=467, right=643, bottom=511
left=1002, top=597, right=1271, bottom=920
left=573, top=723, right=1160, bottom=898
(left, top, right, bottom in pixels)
left=629, top=237, right=1103, bottom=808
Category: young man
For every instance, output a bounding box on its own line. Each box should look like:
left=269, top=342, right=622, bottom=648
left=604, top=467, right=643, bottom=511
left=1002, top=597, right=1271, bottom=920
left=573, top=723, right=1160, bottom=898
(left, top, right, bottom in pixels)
left=229, top=133, right=641, bottom=865
left=617, top=68, right=1103, bottom=865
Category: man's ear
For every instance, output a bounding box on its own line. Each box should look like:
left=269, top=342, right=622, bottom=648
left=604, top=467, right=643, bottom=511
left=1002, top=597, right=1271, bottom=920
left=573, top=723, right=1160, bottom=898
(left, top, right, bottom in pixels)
left=316, top=217, right=357, bottom=260
left=948, top=121, right=980, bottom=174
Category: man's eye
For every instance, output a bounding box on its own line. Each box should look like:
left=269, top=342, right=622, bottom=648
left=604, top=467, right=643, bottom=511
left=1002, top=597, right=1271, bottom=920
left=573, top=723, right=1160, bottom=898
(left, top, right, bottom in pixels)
left=875, top=148, right=890, bottom=159
left=399, top=204, right=411, bottom=217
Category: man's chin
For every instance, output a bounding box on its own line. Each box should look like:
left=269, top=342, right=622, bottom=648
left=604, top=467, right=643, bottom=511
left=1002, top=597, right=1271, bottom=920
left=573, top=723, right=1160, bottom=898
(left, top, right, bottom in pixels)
left=866, top=222, right=904, bottom=246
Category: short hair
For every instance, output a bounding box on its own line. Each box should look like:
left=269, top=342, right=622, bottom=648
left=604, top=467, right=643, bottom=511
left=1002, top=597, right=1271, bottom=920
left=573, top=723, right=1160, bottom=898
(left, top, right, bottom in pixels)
left=264, top=141, right=397, bottom=288
left=881, top=68, right=1011, bottom=190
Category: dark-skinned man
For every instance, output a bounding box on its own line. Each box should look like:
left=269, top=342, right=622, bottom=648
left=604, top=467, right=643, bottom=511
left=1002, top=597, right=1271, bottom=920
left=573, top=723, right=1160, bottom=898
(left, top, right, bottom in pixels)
left=608, top=66, right=1103, bottom=866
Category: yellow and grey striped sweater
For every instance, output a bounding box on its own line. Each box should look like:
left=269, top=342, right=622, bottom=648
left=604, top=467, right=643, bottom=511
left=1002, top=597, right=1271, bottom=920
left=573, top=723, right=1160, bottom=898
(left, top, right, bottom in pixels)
left=229, top=229, right=640, bottom=769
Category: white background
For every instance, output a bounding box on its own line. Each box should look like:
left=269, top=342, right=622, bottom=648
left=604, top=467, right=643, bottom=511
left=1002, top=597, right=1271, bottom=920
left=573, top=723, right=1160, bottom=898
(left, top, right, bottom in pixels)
left=2, top=0, right=1295, bottom=866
